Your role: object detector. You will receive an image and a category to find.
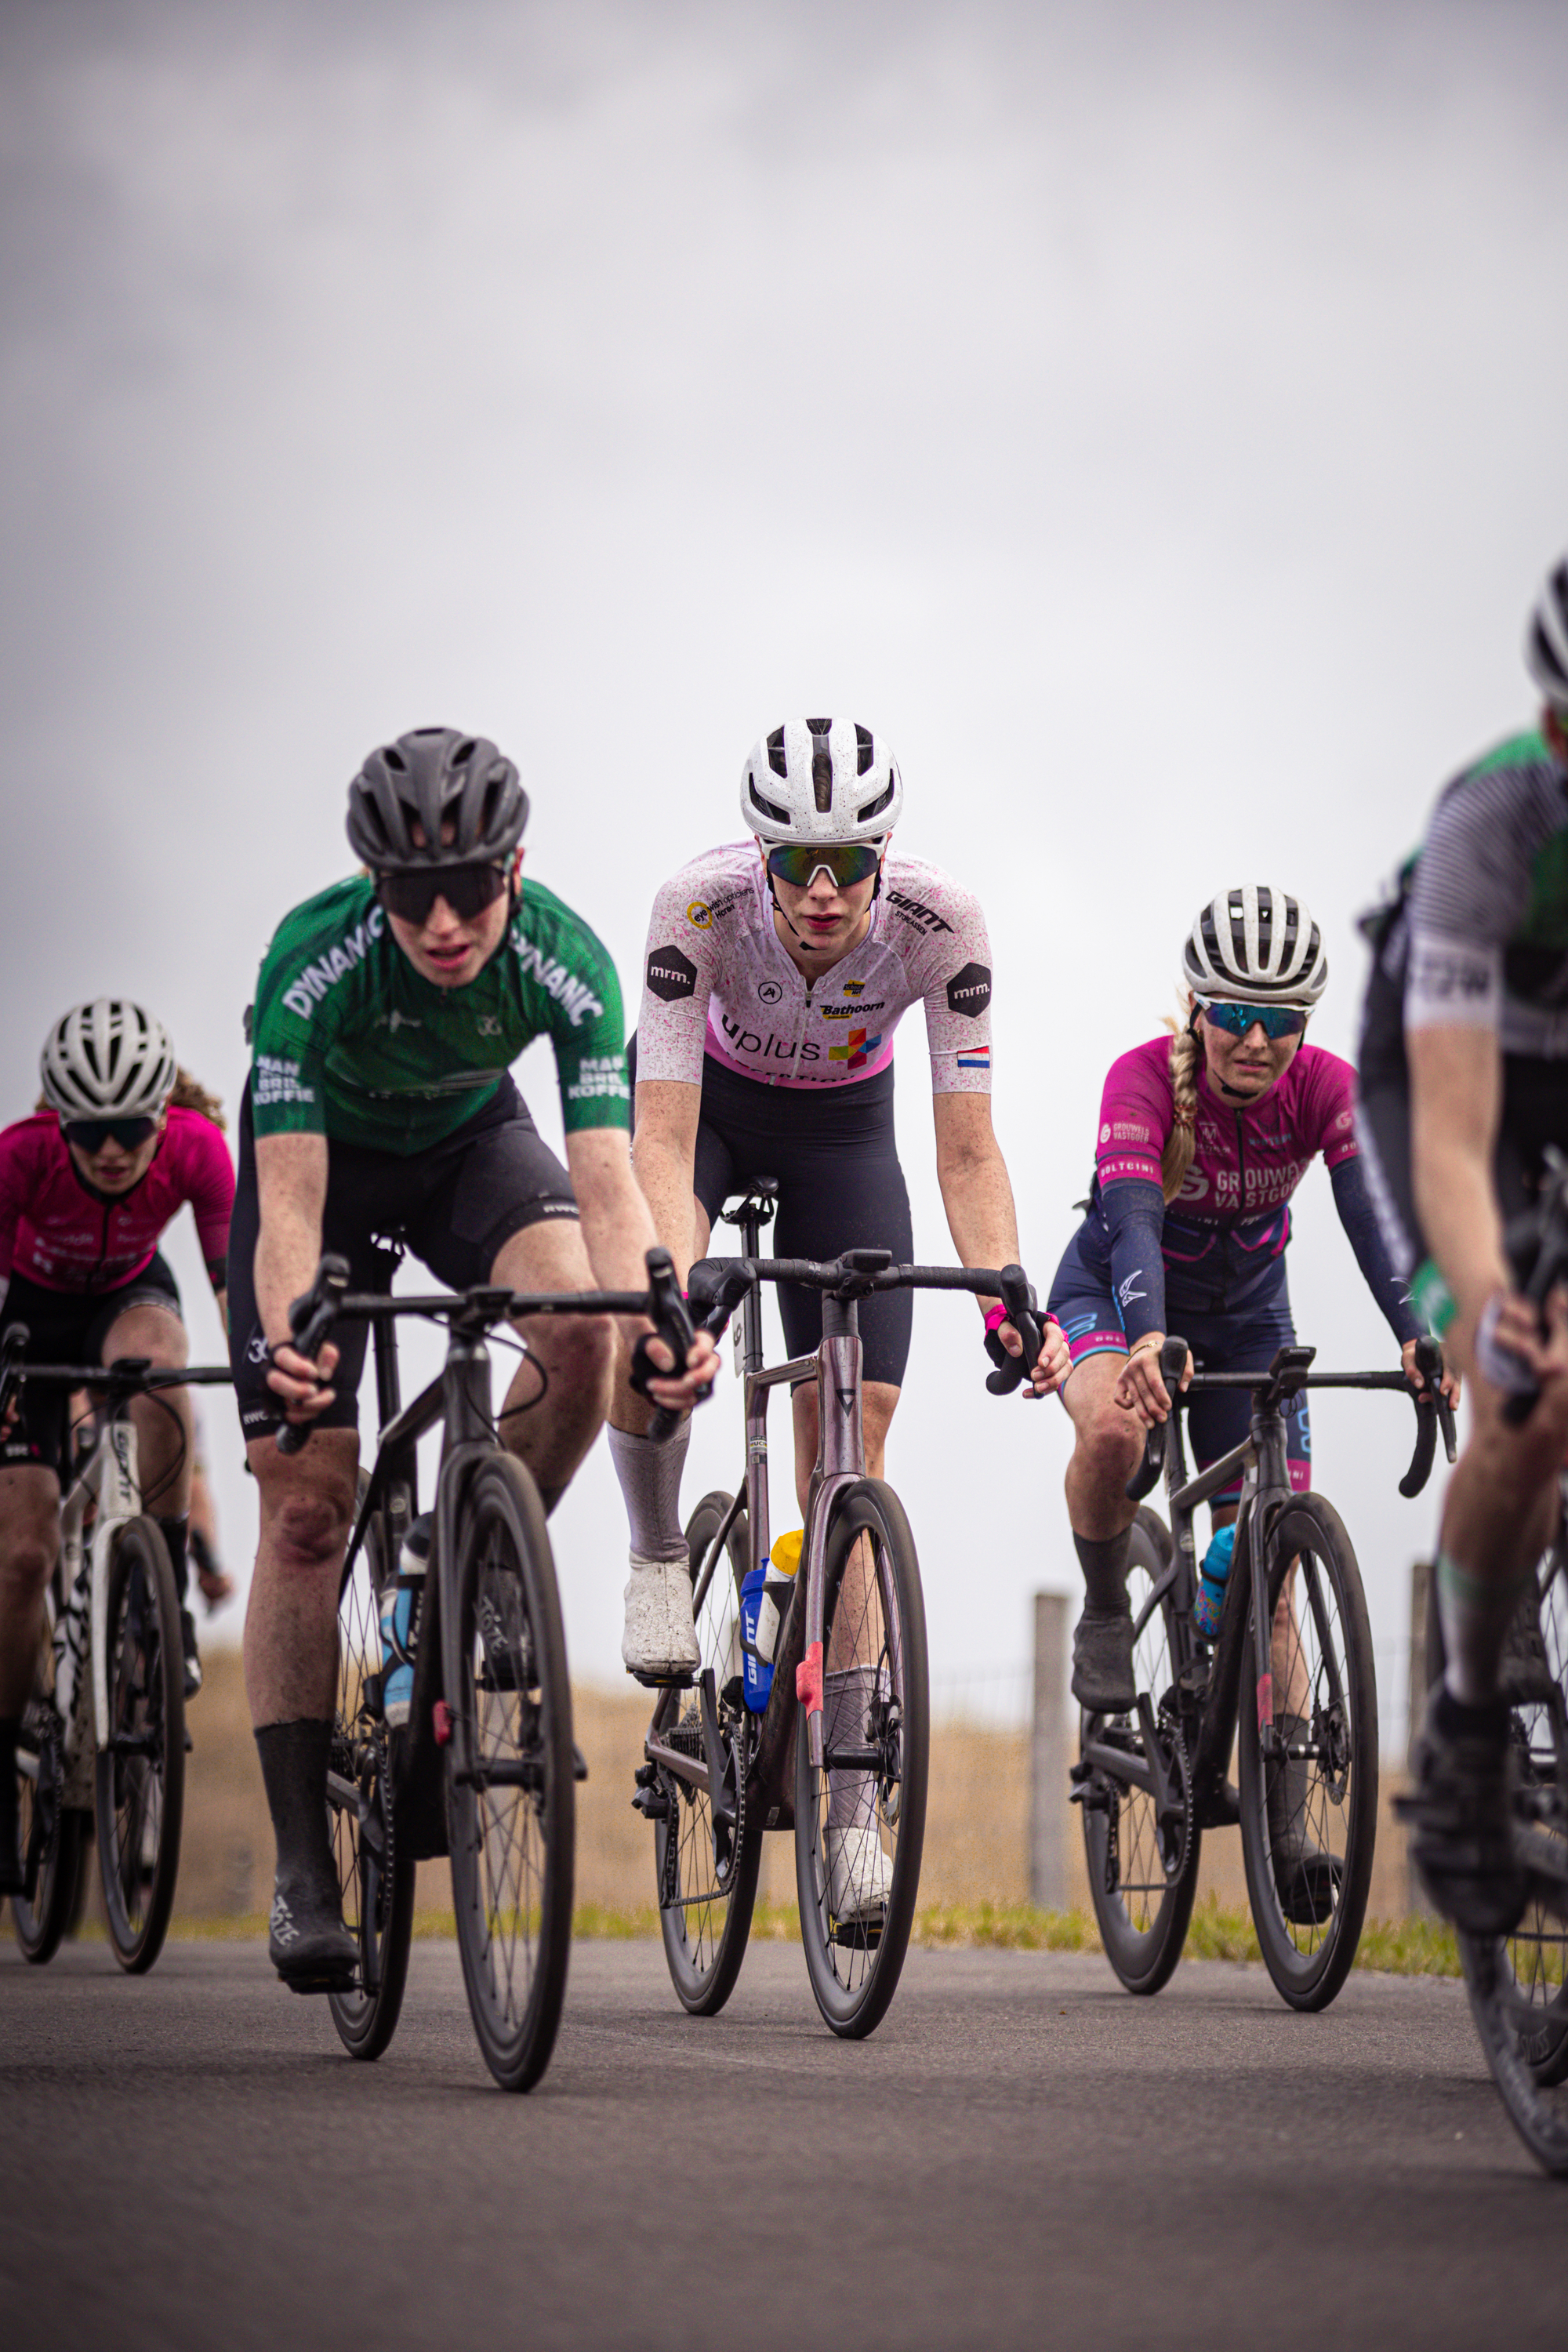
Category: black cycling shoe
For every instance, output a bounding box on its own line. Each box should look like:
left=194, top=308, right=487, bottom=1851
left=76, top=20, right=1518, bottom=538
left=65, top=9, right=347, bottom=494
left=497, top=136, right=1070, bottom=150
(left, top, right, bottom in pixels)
left=1397, top=1685, right=1528, bottom=1939
left=1268, top=1711, right=1341, bottom=1926
left=180, top=1610, right=202, bottom=1701
left=1072, top=1610, right=1138, bottom=1714
left=267, top=1879, right=359, bottom=1993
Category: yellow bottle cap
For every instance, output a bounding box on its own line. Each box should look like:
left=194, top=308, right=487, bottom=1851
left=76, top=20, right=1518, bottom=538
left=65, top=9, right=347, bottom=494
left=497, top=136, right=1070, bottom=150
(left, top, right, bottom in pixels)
left=769, top=1528, right=804, bottom=1577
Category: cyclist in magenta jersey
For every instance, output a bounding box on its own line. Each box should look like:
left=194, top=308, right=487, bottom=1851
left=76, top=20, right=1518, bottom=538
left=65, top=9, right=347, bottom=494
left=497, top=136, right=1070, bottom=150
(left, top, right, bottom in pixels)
left=0, top=1003, right=233, bottom=1893
left=610, top=716, right=1065, bottom=1915
left=1046, top=888, right=1455, bottom=1774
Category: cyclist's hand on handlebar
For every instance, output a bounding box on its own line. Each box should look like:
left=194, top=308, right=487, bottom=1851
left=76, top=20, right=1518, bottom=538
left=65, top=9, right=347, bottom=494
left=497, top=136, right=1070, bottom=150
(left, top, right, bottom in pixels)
left=1400, top=1334, right=1461, bottom=1412
left=1114, top=1333, right=1192, bottom=1428
left=265, top=1337, right=341, bottom=1422
left=633, top=1326, right=720, bottom=1412
left=984, top=1312, right=1069, bottom=1397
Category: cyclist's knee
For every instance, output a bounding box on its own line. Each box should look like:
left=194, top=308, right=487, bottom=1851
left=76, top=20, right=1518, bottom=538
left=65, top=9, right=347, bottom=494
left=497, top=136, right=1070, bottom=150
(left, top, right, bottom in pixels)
left=269, top=1490, right=353, bottom=1573
left=103, top=1301, right=188, bottom=1370
left=0, top=1530, right=56, bottom=1606
left=1073, top=1403, right=1144, bottom=1487
left=551, top=1311, right=614, bottom=1403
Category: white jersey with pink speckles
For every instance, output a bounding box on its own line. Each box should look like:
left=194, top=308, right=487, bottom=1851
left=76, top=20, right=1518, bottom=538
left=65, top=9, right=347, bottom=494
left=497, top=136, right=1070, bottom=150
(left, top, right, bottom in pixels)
left=635, top=843, right=994, bottom=1093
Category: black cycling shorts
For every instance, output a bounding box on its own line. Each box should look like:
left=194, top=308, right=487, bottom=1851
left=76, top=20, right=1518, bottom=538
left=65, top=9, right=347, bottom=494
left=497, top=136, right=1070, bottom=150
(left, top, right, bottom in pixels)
left=1356, top=953, right=1566, bottom=1283
left=1, top=1254, right=183, bottom=1473
left=630, top=1038, right=914, bottom=1387
left=229, top=1079, right=578, bottom=1440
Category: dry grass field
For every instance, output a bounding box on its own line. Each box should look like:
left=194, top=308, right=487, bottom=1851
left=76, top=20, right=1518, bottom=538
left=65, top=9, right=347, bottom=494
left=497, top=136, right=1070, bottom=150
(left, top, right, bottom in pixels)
left=134, top=1648, right=1421, bottom=1932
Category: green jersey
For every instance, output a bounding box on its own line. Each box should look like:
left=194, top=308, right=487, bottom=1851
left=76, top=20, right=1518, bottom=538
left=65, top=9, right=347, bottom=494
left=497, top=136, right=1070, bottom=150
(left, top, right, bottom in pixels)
left=248, top=876, right=630, bottom=1152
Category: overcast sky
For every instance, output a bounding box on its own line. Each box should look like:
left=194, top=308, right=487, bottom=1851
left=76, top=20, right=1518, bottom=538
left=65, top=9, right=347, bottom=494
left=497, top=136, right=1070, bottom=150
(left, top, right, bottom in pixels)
left=2, top=0, right=1564, bottom=1738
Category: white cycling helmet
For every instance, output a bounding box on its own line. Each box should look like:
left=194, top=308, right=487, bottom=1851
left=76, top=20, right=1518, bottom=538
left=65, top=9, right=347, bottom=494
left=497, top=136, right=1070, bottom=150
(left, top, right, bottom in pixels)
left=1525, top=556, right=1568, bottom=717
left=739, top=717, right=902, bottom=845
left=1181, top=886, right=1328, bottom=1007
left=40, top=1000, right=177, bottom=1121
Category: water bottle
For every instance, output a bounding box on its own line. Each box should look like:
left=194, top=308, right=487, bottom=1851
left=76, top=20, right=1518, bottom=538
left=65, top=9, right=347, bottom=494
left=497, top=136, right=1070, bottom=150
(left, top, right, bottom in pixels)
left=378, top=1514, right=431, bottom=1728
left=1193, top=1522, right=1236, bottom=1640
left=739, top=1530, right=803, bottom=1712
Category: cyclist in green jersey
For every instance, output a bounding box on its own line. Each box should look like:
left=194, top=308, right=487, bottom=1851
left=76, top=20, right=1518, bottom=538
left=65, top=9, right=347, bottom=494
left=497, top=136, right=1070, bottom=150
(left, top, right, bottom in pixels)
left=1359, top=561, right=1568, bottom=1933
left=230, top=727, right=714, bottom=1989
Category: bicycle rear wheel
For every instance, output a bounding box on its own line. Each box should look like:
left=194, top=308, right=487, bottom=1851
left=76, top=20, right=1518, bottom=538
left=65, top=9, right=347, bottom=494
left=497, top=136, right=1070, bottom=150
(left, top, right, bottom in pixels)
left=1237, top=1494, right=1377, bottom=2012
left=94, top=1517, right=185, bottom=1973
left=11, top=1589, right=85, bottom=1964
left=795, top=1479, right=927, bottom=2040
left=447, top=1454, right=574, bottom=2092
left=328, top=1523, right=415, bottom=2062
left=653, top=1490, right=763, bottom=2017
left=1079, top=1508, right=1200, bottom=1996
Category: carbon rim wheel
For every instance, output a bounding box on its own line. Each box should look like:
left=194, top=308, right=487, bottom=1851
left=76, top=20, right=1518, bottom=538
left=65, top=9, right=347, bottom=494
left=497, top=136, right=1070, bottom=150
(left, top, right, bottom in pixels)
left=794, top=1479, right=928, bottom=2041
left=328, top=1523, right=415, bottom=2061
left=1080, top=1508, right=1200, bottom=1997
left=1237, top=1495, right=1377, bottom=2013
left=11, top=1584, right=85, bottom=1964
left=1461, top=1929, right=1568, bottom=2176
left=653, top=1492, right=762, bottom=2017
left=93, top=1518, right=185, bottom=1973
left=447, top=1455, right=574, bottom=2092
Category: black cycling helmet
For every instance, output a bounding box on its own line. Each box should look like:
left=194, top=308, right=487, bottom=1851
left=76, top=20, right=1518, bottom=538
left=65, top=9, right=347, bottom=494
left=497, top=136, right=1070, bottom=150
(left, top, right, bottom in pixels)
left=345, top=727, right=529, bottom=870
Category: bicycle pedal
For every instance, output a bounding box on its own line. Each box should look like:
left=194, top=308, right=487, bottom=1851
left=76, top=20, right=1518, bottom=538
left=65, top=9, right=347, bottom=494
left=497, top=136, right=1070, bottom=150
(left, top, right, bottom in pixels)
left=573, top=1744, right=589, bottom=1782
left=1199, top=1781, right=1240, bottom=1830
left=626, top=1667, right=698, bottom=1691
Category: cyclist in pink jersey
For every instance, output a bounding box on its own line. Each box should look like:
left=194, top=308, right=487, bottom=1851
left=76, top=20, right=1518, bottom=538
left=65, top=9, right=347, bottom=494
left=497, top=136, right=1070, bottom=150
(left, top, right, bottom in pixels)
left=1046, top=888, right=1457, bottom=1725
left=0, top=1003, right=233, bottom=1890
left=610, top=717, right=1065, bottom=1916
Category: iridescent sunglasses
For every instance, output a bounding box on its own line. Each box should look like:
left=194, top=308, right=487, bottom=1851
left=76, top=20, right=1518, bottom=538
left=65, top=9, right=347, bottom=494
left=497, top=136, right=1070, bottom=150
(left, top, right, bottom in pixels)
left=1196, top=996, right=1308, bottom=1041
left=765, top=842, right=883, bottom=890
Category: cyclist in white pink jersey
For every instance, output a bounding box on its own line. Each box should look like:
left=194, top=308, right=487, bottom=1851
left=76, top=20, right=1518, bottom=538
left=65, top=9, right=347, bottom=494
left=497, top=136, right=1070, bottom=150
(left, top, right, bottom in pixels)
left=0, top=1003, right=233, bottom=1890
left=610, top=716, right=1065, bottom=1917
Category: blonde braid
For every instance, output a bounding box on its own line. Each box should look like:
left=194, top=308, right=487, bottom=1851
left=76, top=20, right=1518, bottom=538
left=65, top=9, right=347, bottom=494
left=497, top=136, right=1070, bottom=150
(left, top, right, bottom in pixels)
left=1160, top=1017, right=1201, bottom=1203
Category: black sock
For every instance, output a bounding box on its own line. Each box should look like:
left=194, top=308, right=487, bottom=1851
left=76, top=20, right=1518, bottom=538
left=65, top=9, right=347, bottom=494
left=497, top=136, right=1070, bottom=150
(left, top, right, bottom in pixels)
left=1432, top=1685, right=1511, bottom=1742
left=254, top=1719, right=338, bottom=1904
left=158, top=1515, right=191, bottom=1606
left=1073, top=1530, right=1133, bottom=1617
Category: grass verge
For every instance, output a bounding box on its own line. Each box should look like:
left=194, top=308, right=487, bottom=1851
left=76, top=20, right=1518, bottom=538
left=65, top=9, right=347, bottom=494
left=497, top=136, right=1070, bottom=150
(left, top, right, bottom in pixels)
left=158, top=1893, right=1465, bottom=1978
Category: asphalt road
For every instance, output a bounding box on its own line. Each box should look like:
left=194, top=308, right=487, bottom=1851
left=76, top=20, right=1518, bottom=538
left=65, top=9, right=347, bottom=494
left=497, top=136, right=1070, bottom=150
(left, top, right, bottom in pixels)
left=3, top=1932, right=1566, bottom=2351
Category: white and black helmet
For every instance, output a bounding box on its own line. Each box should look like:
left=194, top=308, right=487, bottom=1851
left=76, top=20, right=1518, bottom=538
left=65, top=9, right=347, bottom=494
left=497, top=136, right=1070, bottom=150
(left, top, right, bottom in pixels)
left=41, top=1000, right=177, bottom=1121
left=346, top=727, right=528, bottom=870
left=740, top=717, right=902, bottom=846
left=1525, top=557, right=1568, bottom=717
left=1181, top=886, right=1328, bottom=1006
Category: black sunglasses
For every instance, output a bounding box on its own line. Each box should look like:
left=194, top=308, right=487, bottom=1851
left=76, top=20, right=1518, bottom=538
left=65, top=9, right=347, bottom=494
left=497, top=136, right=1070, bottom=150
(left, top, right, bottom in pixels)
left=377, top=863, right=510, bottom=925
left=64, top=1116, right=158, bottom=1153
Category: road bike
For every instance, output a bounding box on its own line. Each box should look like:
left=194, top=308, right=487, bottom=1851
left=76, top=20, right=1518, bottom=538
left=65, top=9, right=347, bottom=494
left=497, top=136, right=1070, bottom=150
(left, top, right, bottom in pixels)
left=1071, top=1332, right=1452, bottom=2012
left=280, top=1244, right=694, bottom=2092
left=2, top=1331, right=233, bottom=1971
left=632, top=1180, right=1047, bottom=2040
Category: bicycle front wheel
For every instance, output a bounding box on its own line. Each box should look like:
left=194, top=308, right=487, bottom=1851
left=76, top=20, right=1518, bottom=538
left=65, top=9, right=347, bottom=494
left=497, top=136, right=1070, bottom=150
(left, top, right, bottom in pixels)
left=94, top=1517, right=185, bottom=1973
left=328, top=1523, right=415, bottom=2062
left=1237, top=1494, right=1377, bottom=2012
left=447, top=1454, right=575, bottom=2092
left=1079, top=1508, right=1200, bottom=1996
left=794, top=1479, right=928, bottom=2040
left=11, top=1590, right=85, bottom=1964
left=653, top=1491, right=762, bottom=2017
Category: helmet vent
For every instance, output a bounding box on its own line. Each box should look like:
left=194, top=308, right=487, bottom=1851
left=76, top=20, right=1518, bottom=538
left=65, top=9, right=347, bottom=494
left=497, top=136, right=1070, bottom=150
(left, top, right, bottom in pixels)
left=748, top=773, right=790, bottom=826
left=452, top=738, right=477, bottom=767
left=766, top=725, right=788, bottom=778
left=384, top=746, right=407, bottom=771
left=855, top=724, right=875, bottom=775
left=856, top=780, right=894, bottom=825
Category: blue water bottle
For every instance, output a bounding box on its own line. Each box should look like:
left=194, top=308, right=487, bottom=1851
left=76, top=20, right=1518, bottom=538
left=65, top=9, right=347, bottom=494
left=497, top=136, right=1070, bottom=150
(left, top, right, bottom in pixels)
left=739, top=1530, right=803, bottom=1712
left=1193, top=1522, right=1235, bottom=1640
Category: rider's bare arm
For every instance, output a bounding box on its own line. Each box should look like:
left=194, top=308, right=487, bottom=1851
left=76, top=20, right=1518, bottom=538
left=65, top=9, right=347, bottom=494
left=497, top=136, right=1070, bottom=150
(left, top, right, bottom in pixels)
left=932, top=1093, right=1065, bottom=1391
left=253, top=1131, right=340, bottom=1412
left=565, top=1127, right=716, bottom=1403
left=628, top=1079, right=705, bottom=1288
left=1408, top=1022, right=1509, bottom=1343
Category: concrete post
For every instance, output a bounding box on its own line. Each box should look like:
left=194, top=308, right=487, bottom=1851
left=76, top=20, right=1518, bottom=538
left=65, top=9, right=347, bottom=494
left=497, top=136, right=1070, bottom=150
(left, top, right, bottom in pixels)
left=1407, top=1559, right=1434, bottom=1917
left=1029, top=1592, right=1069, bottom=1910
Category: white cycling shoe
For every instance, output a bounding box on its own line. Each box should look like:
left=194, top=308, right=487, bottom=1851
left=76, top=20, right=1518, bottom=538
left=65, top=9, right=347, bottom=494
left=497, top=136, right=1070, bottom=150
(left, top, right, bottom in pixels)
left=826, top=1821, right=892, bottom=1922
left=620, top=1554, right=700, bottom=1685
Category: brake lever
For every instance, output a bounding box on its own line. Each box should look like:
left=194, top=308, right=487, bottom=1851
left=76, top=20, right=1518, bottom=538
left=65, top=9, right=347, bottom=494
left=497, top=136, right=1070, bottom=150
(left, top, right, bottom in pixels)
left=1124, top=1335, right=1189, bottom=1501
left=274, top=1254, right=350, bottom=1457
left=984, top=1265, right=1047, bottom=1397
left=641, top=1247, right=706, bottom=1444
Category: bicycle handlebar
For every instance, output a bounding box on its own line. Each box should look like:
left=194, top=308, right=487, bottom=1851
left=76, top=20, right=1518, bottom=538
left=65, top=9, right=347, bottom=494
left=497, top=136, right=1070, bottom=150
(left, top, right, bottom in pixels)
left=688, top=1253, right=1047, bottom=1398
left=1123, top=1332, right=1457, bottom=1504
left=0, top=1323, right=234, bottom=1411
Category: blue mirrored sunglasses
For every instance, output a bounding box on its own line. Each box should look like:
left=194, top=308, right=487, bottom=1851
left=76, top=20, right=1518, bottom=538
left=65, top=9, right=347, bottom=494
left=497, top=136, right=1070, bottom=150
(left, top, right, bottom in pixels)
left=765, top=842, right=882, bottom=890
left=1197, top=996, right=1308, bottom=1041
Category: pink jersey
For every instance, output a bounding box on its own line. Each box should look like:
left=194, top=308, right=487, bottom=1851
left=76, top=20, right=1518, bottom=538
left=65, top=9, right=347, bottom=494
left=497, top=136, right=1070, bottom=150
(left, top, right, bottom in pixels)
left=0, top=1108, right=235, bottom=1296
left=1094, top=1036, right=1359, bottom=1221
left=635, top=843, right=994, bottom=1092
